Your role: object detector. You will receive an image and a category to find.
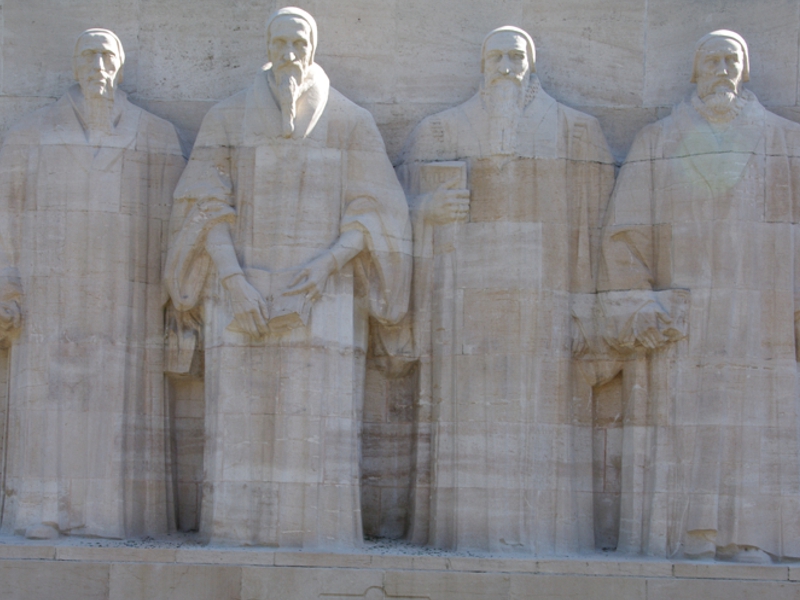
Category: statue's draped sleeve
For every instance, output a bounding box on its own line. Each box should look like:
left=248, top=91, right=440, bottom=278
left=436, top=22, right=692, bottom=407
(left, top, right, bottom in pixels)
left=164, top=107, right=237, bottom=312
left=597, top=123, right=688, bottom=351
left=342, top=112, right=412, bottom=326
left=165, top=97, right=412, bottom=329
left=0, top=125, right=34, bottom=335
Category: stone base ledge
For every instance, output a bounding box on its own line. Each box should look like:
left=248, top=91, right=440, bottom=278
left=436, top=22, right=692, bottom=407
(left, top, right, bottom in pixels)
left=0, top=537, right=798, bottom=599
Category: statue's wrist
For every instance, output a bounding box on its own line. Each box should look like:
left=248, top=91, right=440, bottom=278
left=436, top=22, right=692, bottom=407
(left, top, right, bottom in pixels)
left=221, top=272, right=245, bottom=290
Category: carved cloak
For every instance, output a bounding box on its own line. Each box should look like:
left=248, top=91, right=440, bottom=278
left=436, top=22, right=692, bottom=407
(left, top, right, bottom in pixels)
left=599, top=92, right=800, bottom=558
left=399, top=80, right=615, bottom=553
left=0, top=87, right=184, bottom=538
left=165, top=65, right=411, bottom=548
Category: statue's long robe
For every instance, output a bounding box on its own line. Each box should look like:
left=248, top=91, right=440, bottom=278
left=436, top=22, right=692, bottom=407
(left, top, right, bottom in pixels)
left=599, top=92, right=800, bottom=558
left=0, top=87, right=184, bottom=538
left=399, top=82, right=614, bottom=553
left=165, top=65, right=411, bottom=549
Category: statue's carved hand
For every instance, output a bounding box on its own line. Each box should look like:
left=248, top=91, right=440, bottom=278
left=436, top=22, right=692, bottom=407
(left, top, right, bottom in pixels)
left=420, top=178, right=470, bottom=226
left=223, top=273, right=270, bottom=338
left=0, top=298, right=21, bottom=335
left=631, top=303, right=671, bottom=350
left=0, top=278, right=23, bottom=339
left=284, top=252, right=337, bottom=304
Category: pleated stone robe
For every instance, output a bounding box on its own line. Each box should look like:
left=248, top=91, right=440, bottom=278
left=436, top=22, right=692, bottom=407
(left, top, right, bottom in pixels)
left=399, top=78, right=614, bottom=553
left=0, top=87, right=184, bottom=538
left=165, top=65, right=411, bottom=549
left=599, top=91, right=800, bottom=558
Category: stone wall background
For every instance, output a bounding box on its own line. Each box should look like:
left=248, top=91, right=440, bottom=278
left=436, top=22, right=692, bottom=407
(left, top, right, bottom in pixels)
left=6, top=0, right=800, bottom=539
left=6, top=0, right=800, bottom=162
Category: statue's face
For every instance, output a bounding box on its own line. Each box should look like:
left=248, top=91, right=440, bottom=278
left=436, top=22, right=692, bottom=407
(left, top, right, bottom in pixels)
left=483, top=32, right=529, bottom=86
left=268, top=17, right=313, bottom=80
left=74, top=32, right=122, bottom=99
left=695, top=37, right=745, bottom=98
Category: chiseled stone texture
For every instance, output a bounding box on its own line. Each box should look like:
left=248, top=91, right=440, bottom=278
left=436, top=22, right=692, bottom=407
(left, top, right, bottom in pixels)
left=598, top=30, right=800, bottom=561
left=163, top=8, right=412, bottom=549
left=4, top=0, right=800, bottom=559
left=0, top=543, right=797, bottom=599
left=397, top=26, right=614, bottom=554
left=109, top=564, right=242, bottom=600
left=0, top=28, right=184, bottom=541
left=0, top=560, right=110, bottom=600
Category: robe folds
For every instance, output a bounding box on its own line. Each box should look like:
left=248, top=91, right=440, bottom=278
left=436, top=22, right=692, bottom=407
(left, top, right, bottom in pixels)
left=399, top=79, right=615, bottom=553
left=165, top=64, right=411, bottom=549
left=0, top=87, right=185, bottom=538
left=599, top=91, right=800, bottom=558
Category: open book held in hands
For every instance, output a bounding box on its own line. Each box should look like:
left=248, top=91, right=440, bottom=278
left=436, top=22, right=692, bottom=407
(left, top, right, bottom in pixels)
left=227, top=267, right=313, bottom=335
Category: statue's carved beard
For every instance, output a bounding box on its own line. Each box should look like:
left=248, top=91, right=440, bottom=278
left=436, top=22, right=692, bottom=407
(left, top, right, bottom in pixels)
left=81, top=77, right=116, bottom=136
left=273, top=64, right=311, bottom=137
left=696, top=79, right=744, bottom=124
left=483, top=77, right=525, bottom=155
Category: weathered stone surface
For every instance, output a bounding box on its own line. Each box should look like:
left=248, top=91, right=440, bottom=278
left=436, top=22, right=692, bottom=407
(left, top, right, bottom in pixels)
left=0, top=28, right=184, bottom=541
left=597, top=30, right=800, bottom=561
left=2, top=0, right=800, bottom=583
left=0, top=560, right=109, bottom=600
left=397, top=25, right=614, bottom=554
left=109, top=563, right=242, bottom=600
left=163, top=7, right=411, bottom=549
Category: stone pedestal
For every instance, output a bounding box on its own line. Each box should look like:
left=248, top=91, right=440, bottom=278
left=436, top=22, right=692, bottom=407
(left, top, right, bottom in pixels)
left=0, top=538, right=798, bottom=600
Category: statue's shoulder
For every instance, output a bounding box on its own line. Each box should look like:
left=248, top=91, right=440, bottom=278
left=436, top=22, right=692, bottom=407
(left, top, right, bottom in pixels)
left=126, top=99, right=182, bottom=153
left=763, top=103, right=800, bottom=135
left=4, top=94, right=69, bottom=143
left=212, top=87, right=249, bottom=111
left=325, top=86, right=376, bottom=127
left=400, top=95, right=477, bottom=163
left=423, top=95, right=477, bottom=133
left=201, top=88, right=249, bottom=126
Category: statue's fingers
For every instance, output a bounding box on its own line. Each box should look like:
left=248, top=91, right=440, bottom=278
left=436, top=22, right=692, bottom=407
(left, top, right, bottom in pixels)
left=284, top=281, right=312, bottom=296
left=287, top=270, right=309, bottom=289
left=254, top=313, right=270, bottom=336
left=258, top=300, right=270, bottom=323
left=247, top=309, right=269, bottom=337
left=639, top=329, right=656, bottom=349
left=308, top=286, right=322, bottom=303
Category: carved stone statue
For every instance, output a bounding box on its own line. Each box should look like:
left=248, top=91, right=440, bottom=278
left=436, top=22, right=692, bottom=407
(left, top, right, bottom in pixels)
left=164, top=7, right=411, bottom=549
left=599, top=30, right=800, bottom=562
left=398, top=26, right=615, bottom=553
left=0, top=29, right=185, bottom=539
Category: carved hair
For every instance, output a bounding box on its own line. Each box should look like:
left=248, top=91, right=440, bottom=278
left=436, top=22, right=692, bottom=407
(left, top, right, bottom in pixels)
left=481, top=26, right=536, bottom=74
left=691, top=29, right=750, bottom=83
left=73, top=28, right=125, bottom=85
left=266, top=6, right=317, bottom=64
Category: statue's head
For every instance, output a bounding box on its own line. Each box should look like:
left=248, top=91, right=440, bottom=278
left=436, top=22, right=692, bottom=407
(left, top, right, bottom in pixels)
left=691, top=30, right=749, bottom=100
left=266, top=7, right=317, bottom=86
left=481, top=26, right=535, bottom=89
left=73, top=28, right=124, bottom=100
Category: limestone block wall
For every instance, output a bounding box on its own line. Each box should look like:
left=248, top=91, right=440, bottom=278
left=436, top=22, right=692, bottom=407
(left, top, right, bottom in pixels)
left=4, top=0, right=800, bottom=539
left=7, top=0, right=800, bottom=161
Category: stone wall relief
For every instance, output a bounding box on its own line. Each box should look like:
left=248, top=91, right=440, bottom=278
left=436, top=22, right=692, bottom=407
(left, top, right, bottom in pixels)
left=0, top=11, right=796, bottom=567
left=595, top=30, right=800, bottom=563
left=163, top=6, right=412, bottom=549
left=0, top=28, right=185, bottom=539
